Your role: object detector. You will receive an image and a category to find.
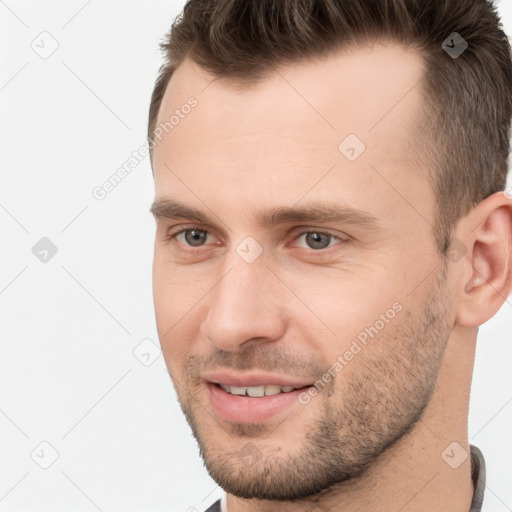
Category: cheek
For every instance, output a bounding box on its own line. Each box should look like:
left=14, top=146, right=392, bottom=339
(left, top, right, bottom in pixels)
left=288, top=269, right=404, bottom=349
left=152, top=252, right=201, bottom=323
left=152, top=260, right=213, bottom=366
left=152, top=263, right=189, bottom=361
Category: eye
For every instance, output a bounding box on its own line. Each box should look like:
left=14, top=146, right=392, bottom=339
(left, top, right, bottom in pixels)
left=166, top=228, right=213, bottom=247
left=292, top=230, right=345, bottom=251
left=163, top=227, right=347, bottom=253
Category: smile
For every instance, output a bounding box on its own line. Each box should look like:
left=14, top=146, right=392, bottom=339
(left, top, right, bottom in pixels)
left=216, top=383, right=304, bottom=397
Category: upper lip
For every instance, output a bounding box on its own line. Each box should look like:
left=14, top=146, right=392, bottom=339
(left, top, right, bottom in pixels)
left=202, top=371, right=314, bottom=388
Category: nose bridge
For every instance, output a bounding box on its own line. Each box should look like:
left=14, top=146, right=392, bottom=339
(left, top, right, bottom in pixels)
left=200, top=250, right=285, bottom=351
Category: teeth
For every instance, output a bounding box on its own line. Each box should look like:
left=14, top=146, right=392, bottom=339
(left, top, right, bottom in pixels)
left=264, top=385, right=282, bottom=396
left=218, top=384, right=301, bottom=396
left=247, top=386, right=265, bottom=397
left=228, top=386, right=246, bottom=396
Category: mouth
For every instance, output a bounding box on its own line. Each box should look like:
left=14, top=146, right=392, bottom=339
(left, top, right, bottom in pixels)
left=213, top=382, right=309, bottom=397
left=205, top=375, right=314, bottom=423
left=213, top=382, right=309, bottom=398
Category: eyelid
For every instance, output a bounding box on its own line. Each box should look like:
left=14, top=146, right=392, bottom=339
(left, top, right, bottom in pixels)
left=163, top=225, right=217, bottom=244
left=164, top=224, right=349, bottom=252
left=286, top=228, right=349, bottom=252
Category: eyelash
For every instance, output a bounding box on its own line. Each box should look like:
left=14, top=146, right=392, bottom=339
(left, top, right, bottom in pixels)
left=163, top=226, right=347, bottom=254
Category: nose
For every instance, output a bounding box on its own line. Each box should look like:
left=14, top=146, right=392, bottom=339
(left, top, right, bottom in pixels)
left=199, top=257, right=287, bottom=352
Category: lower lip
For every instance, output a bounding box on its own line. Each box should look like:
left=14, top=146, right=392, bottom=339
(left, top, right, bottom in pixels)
left=207, top=382, right=310, bottom=423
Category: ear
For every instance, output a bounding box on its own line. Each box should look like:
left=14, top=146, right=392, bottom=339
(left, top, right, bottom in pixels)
left=454, top=190, right=512, bottom=327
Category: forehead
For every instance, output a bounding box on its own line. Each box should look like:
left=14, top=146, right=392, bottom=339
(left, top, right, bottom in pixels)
left=153, top=43, right=430, bottom=219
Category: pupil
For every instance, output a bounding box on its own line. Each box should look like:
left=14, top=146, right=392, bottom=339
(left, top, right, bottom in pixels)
left=186, top=229, right=206, bottom=246
left=306, top=232, right=329, bottom=249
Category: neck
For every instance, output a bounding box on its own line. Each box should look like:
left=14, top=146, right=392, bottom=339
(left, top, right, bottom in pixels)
left=226, top=327, right=477, bottom=512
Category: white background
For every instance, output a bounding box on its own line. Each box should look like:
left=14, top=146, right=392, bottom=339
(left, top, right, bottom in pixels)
left=1, top=1, right=511, bottom=510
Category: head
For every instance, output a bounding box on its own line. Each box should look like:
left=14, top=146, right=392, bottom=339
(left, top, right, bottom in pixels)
left=149, top=0, right=512, bottom=502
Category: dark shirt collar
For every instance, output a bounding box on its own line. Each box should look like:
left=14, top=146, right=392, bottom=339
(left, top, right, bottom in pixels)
left=469, top=444, right=486, bottom=512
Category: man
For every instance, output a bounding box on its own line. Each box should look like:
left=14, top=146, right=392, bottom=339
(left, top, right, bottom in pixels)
left=148, top=0, right=512, bottom=510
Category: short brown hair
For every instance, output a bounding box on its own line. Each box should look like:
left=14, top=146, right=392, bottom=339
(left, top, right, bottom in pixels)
left=148, top=0, right=512, bottom=255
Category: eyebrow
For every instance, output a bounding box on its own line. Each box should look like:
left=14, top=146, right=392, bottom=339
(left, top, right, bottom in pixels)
left=150, top=199, right=383, bottom=233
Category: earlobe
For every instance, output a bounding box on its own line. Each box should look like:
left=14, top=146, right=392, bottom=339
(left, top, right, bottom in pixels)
left=455, top=192, right=512, bottom=327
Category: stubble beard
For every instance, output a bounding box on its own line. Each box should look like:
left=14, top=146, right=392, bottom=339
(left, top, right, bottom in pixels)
left=171, top=265, right=451, bottom=501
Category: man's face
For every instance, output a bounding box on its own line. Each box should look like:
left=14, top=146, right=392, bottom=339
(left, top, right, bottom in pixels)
left=151, top=44, right=455, bottom=499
